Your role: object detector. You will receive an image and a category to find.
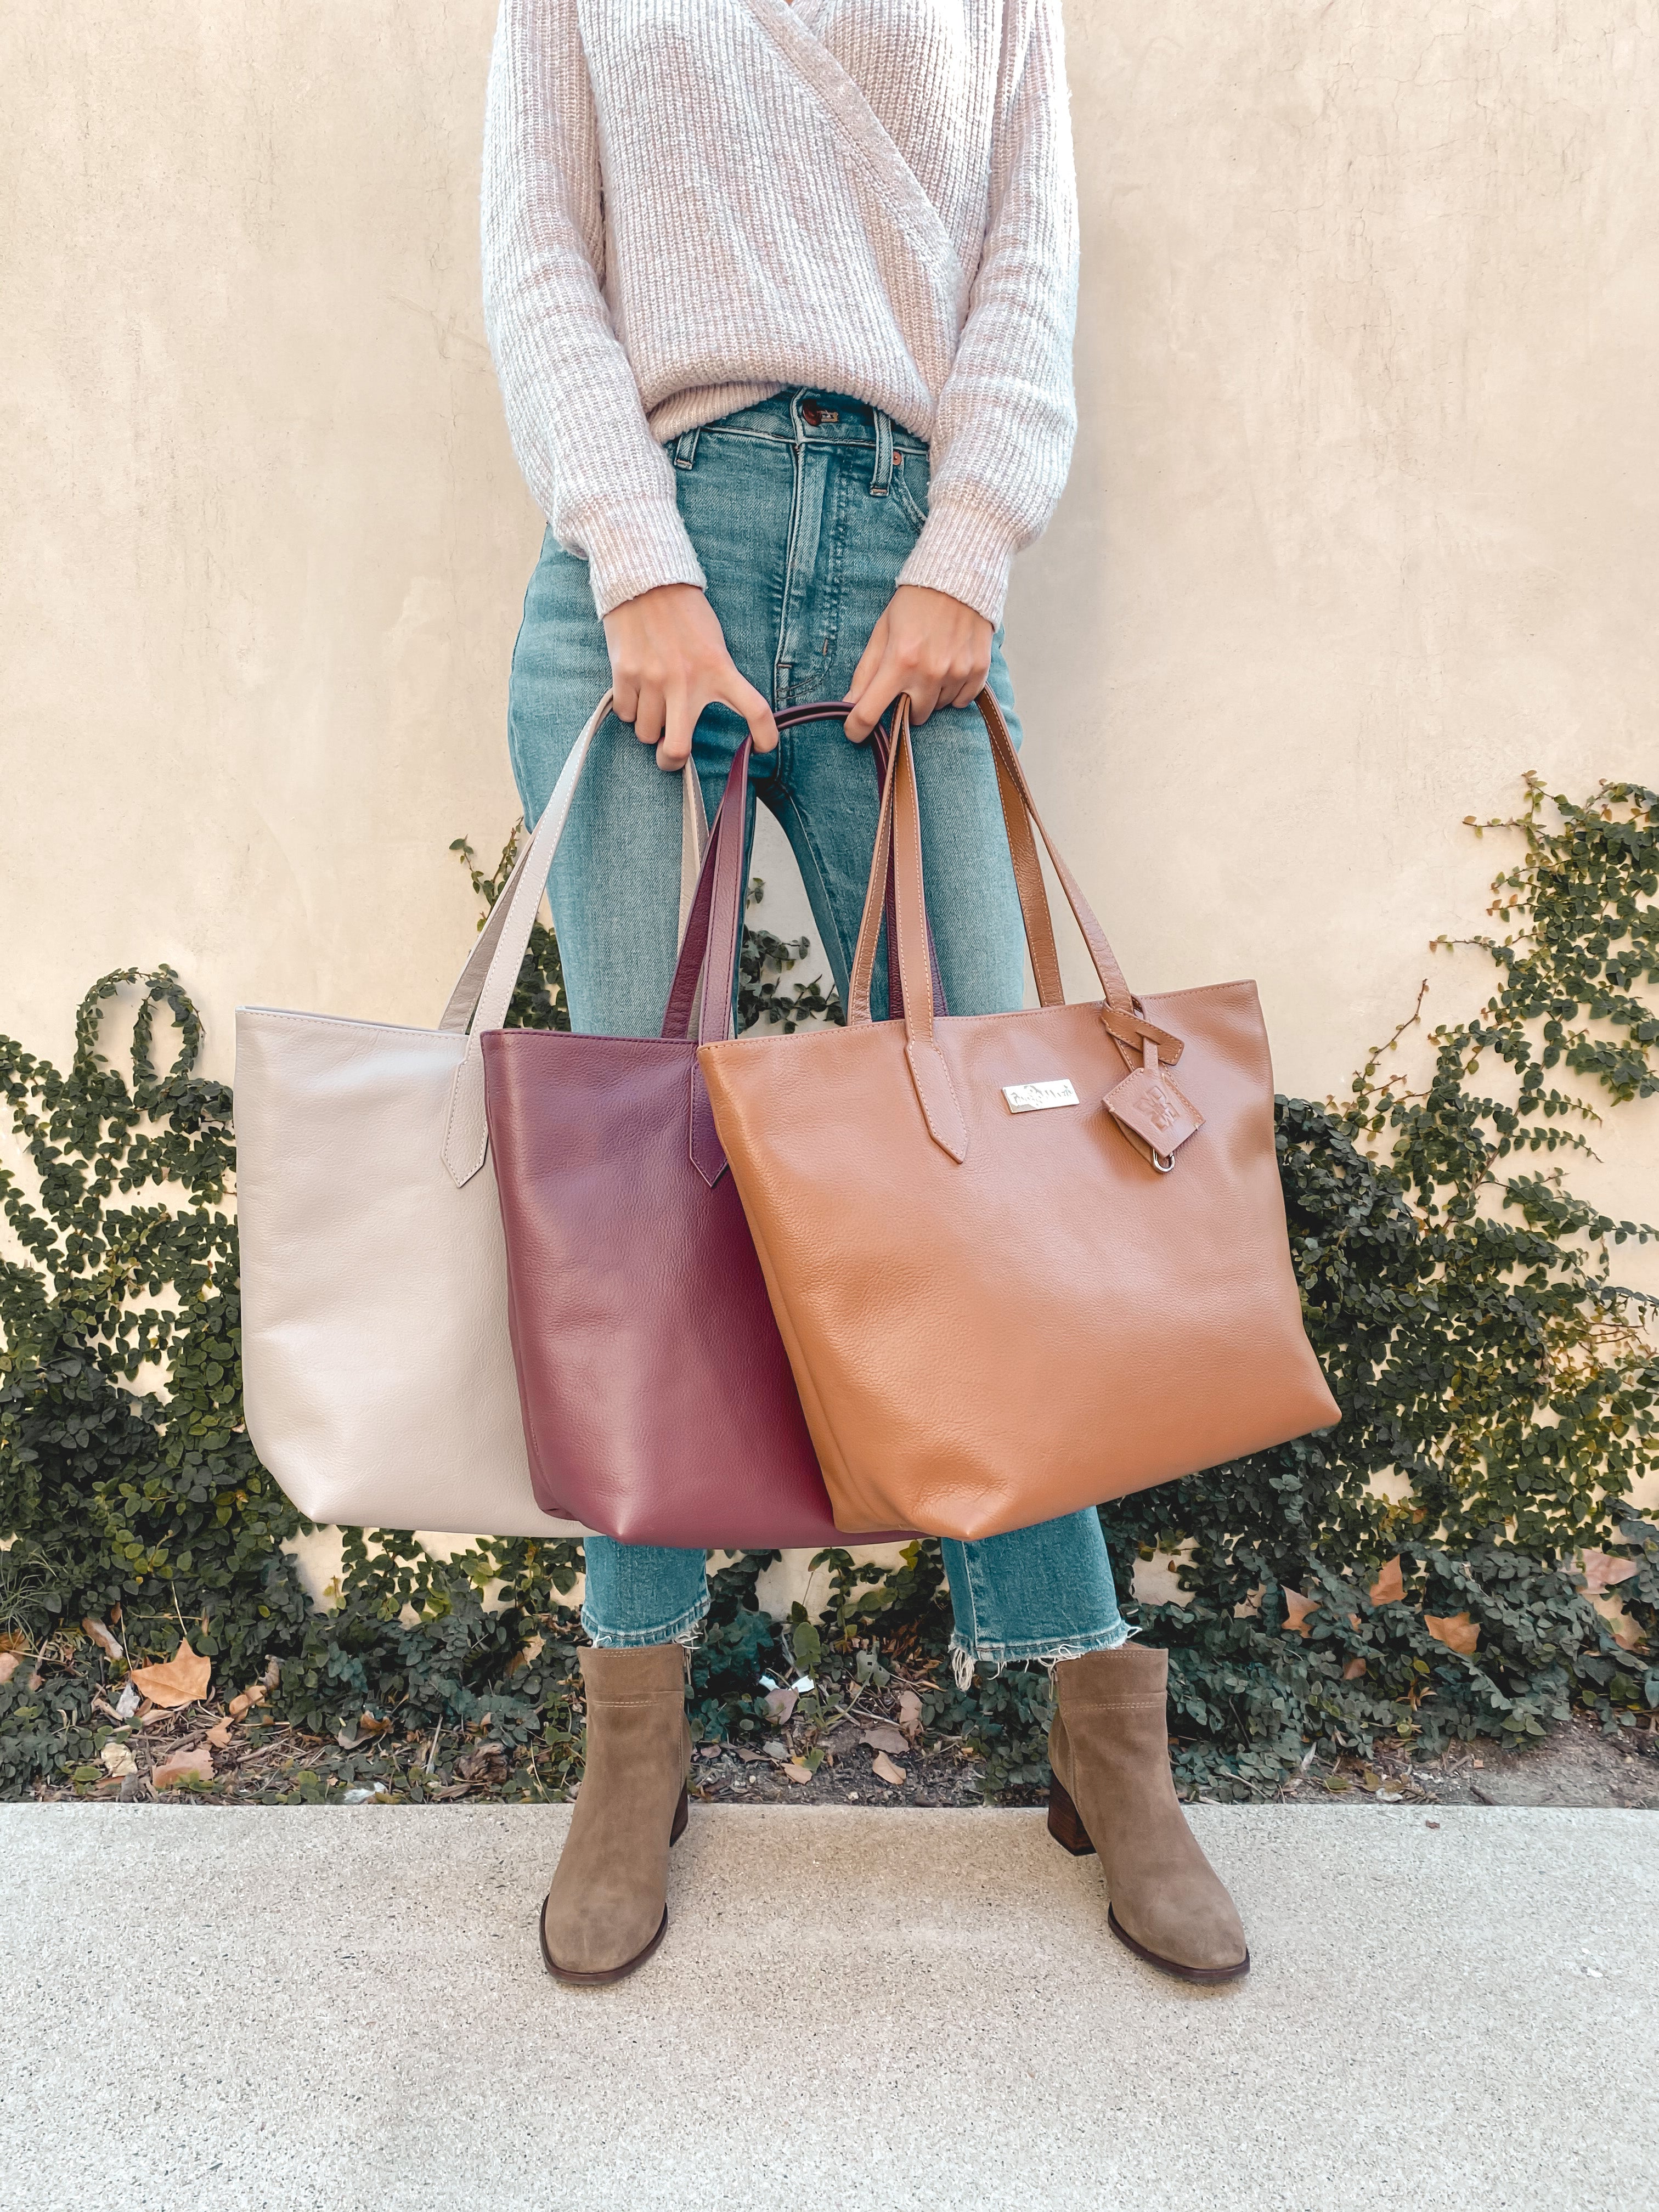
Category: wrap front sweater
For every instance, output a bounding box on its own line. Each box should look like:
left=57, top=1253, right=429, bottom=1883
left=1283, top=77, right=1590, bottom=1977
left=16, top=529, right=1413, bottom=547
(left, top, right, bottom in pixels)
left=481, top=0, right=1079, bottom=624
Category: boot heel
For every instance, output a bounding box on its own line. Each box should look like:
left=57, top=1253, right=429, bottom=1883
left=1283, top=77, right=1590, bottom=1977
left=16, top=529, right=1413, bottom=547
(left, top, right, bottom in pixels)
left=1047, top=1775, right=1095, bottom=1857
left=669, top=1783, right=689, bottom=1847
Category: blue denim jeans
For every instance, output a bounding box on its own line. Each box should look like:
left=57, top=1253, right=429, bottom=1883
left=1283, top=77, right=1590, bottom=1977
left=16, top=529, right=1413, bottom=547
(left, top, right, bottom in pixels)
left=506, top=387, right=1129, bottom=1678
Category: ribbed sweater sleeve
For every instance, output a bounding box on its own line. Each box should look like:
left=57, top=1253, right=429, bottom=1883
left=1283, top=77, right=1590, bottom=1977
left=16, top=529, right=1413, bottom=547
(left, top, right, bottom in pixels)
left=481, top=0, right=707, bottom=618
left=895, top=0, right=1080, bottom=626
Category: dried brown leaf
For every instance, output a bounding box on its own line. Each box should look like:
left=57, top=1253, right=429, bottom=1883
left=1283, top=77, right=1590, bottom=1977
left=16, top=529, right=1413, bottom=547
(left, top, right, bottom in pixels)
left=1369, top=1557, right=1406, bottom=1607
left=870, top=1751, right=906, bottom=1787
left=1583, top=1550, right=1640, bottom=1593
left=204, top=1720, right=235, bottom=1749
left=129, top=1639, right=211, bottom=1709
left=763, top=1685, right=798, bottom=1724
left=895, top=1690, right=922, bottom=1742
left=782, top=1761, right=813, bottom=1785
left=1282, top=1588, right=1319, bottom=1637
left=1342, top=1657, right=1368, bottom=1680
left=1425, top=1612, right=1480, bottom=1656
left=860, top=1723, right=909, bottom=1756
left=0, top=1654, right=19, bottom=1686
left=100, top=1741, right=138, bottom=1778
left=81, top=1617, right=122, bottom=1661
left=151, top=1743, right=214, bottom=1789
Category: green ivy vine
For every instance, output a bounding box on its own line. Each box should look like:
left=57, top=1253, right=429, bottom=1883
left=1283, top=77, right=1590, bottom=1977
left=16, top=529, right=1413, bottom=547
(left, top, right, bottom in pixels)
left=2, top=781, right=1655, bottom=1804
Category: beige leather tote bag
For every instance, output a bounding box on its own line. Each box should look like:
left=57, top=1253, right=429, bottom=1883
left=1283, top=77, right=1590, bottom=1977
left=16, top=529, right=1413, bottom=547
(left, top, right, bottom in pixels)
left=235, top=693, right=704, bottom=1538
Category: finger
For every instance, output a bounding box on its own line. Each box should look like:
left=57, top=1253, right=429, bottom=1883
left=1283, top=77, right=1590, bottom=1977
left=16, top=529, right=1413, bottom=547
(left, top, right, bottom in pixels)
left=844, top=656, right=901, bottom=743
left=904, top=673, right=947, bottom=729
left=845, top=615, right=888, bottom=713
left=612, top=672, right=641, bottom=726
left=656, top=686, right=696, bottom=770
left=720, top=669, right=780, bottom=755
left=633, top=683, right=665, bottom=752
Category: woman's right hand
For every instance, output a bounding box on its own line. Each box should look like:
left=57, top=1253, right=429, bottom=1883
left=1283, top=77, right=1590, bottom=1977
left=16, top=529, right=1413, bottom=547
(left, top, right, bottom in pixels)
left=602, top=584, right=778, bottom=770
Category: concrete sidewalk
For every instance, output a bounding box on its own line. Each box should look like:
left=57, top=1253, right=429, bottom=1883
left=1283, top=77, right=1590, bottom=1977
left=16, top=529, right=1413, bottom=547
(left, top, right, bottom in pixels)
left=2, top=1804, right=1653, bottom=2211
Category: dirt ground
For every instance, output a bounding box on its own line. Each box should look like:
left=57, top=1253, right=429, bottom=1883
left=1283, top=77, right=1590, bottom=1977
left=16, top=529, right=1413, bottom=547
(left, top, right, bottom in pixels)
left=687, top=1708, right=1659, bottom=1813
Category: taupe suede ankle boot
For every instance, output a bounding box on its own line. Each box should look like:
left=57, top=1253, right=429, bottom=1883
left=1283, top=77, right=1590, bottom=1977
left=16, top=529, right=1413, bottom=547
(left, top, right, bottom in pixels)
left=1048, top=1644, right=1249, bottom=1983
left=540, top=1643, right=692, bottom=1985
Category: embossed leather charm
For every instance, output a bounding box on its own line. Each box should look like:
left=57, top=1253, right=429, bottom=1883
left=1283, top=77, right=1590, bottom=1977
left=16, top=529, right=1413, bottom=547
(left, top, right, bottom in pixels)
left=1104, top=1063, right=1205, bottom=1170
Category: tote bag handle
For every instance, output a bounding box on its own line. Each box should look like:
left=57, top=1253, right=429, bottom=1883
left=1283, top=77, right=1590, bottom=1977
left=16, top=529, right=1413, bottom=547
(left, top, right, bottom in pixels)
left=441, top=691, right=706, bottom=1187
left=847, top=693, right=1172, bottom=1162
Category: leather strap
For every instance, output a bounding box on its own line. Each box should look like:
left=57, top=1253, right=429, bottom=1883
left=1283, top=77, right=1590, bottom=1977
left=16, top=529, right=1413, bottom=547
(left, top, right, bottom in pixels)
left=845, top=691, right=1149, bottom=1158
left=662, top=702, right=947, bottom=1043
left=439, top=691, right=705, bottom=1188
left=771, top=700, right=947, bottom=1016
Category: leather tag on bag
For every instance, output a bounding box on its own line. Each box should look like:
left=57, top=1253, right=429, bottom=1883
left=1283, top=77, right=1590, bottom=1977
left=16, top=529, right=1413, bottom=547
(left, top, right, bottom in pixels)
left=1104, top=1065, right=1204, bottom=1166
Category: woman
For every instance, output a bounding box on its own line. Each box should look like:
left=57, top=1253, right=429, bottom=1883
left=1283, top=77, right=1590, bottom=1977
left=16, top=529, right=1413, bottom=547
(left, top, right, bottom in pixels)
left=481, top=0, right=1247, bottom=1987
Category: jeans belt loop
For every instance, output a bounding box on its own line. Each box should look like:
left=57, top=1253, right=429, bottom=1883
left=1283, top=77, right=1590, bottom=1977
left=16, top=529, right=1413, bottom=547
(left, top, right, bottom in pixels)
left=672, top=427, right=701, bottom=471
left=870, top=408, right=894, bottom=497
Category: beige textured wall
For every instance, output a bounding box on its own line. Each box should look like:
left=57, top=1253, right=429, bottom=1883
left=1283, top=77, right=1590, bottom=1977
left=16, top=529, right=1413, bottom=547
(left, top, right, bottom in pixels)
left=4, top=1, right=1656, bottom=1301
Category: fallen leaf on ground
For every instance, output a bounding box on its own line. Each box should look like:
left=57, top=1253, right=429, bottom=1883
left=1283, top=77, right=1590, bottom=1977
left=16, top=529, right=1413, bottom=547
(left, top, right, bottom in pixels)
left=115, top=1683, right=140, bottom=1719
left=204, top=1720, right=235, bottom=1749
left=100, top=1741, right=138, bottom=1777
left=129, top=1640, right=211, bottom=1709
left=763, top=1685, right=798, bottom=1724
left=1583, top=1550, right=1640, bottom=1593
left=1281, top=1588, right=1319, bottom=1637
left=0, top=1655, right=19, bottom=1686
left=1369, top=1557, right=1406, bottom=1607
left=263, top=1657, right=282, bottom=1687
left=1342, top=1657, right=1368, bottom=1680
left=151, top=1744, right=214, bottom=1789
left=228, top=1683, right=268, bottom=1719
left=896, top=1690, right=922, bottom=1742
left=1611, top=1621, right=1648, bottom=1653
left=860, top=1723, right=909, bottom=1756
left=82, top=1617, right=122, bottom=1660
left=782, top=1762, right=813, bottom=1785
left=763, top=1737, right=790, bottom=1762
left=1425, top=1612, right=1480, bottom=1655
left=870, top=1751, right=906, bottom=1787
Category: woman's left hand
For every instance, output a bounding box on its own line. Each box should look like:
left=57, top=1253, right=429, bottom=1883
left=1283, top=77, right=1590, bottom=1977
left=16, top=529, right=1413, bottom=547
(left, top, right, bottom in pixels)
left=843, top=585, right=992, bottom=742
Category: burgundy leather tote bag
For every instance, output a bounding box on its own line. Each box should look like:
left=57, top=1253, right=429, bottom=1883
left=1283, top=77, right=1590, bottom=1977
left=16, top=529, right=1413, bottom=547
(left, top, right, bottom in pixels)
left=482, top=705, right=915, bottom=1549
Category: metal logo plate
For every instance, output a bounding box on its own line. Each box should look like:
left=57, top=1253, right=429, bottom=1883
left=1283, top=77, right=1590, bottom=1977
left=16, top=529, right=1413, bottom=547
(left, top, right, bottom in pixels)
left=1001, top=1079, right=1079, bottom=1114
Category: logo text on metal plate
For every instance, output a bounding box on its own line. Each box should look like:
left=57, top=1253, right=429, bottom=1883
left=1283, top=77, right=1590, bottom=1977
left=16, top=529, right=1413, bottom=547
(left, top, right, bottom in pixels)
left=1001, top=1079, right=1079, bottom=1114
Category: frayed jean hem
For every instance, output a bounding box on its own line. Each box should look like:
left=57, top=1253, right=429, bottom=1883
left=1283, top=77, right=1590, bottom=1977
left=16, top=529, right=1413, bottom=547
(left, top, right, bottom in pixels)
left=949, top=1617, right=1136, bottom=1691
left=580, top=1592, right=709, bottom=1651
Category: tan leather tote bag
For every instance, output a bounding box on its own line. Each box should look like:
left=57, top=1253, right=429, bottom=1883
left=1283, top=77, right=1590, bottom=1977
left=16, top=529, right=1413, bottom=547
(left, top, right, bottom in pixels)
left=235, top=692, right=703, bottom=1539
left=697, top=692, right=1340, bottom=1542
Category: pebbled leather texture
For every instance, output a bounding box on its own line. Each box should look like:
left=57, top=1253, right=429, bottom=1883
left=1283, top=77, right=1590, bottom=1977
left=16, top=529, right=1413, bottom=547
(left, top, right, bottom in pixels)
left=484, top=736, right=909, bottom=1550
left=697, top=691, right=1342, bottom=1543
left=234, top=691, right=702, bottom=1539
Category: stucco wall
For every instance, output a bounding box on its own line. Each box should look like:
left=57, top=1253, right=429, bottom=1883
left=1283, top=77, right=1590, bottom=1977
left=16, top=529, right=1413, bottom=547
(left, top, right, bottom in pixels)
left=5, top=1, right=1656, bottom=1265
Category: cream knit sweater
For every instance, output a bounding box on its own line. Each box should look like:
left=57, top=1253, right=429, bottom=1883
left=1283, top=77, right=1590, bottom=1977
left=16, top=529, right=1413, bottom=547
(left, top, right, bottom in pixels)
left=481, top=0, right=1078, bottom=625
